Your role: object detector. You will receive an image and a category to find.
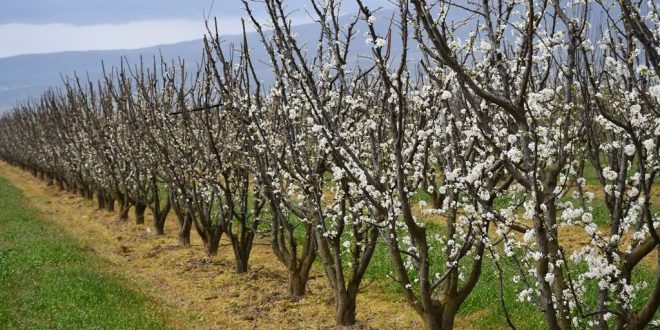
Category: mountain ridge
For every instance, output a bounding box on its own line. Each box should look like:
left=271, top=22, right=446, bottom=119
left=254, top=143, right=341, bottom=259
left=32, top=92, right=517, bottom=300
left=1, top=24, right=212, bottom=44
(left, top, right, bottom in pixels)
left=0, top=39, right=207, bottom=112
left=0, top=9, right=423, bottom=113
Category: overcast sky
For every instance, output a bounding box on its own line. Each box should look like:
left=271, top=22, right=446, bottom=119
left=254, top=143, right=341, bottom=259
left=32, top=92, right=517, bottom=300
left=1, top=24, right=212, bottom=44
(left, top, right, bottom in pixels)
left=0, top=0, right=394, bottom=58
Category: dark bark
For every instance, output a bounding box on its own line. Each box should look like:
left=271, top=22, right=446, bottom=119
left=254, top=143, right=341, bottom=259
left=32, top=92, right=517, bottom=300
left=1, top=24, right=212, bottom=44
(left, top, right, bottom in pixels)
left=335, top=292, right=357, bottom=326
left=151, top=192, right=171, bottom=235
left=153, top=212, right=166, bottom=235
left=172, top=194, right=192, bottom=245
left=134, top=201, right=147, bottom=225
left=97, top=190, right=106, bottom=209
left=118, top=205, right=130, bottom=221
left=115, top=191, right=130, bottom=221
left=235, top=255, right=249, bottom=273
left=624, top=248, right=660, bottom=329
left=105, top=196, right=115, bottom=212
left=105, top=200, right=115, bottom=211
left=534, top=213, right=562, bottom=330
left=203, top=229, right=222, bottom=256
left=85, top=185, right=94, bottom=200
left=177, top=213, right=192, bottom=245
left=288, top=271, right=308, bottom=298
left=313, top=210, right=378, bottom=327
left=195, top=217, right=223, bottom=257
left=80, top=181, right=93, bottom=200
left=264, top=187, right=317, bottom=298
left=422, top=313, right=441, bottom=330
left=230, top=232, right=255, bottom=274
left=57, top=177, right=65, bottom=191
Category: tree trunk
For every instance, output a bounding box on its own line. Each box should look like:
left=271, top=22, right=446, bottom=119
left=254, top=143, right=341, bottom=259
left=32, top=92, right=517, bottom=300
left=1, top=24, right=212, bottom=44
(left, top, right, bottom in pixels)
left=288, top=271, right=307, bottom=298
left=115, top=192, right=130, bottom=221
left=203, top=229, right=222, bottom=257
left=81, top=183, right=93, bottom=200
left=152, top=198, right=170, bottom=235
left=105, top=196, right=115, bottom=212
left=118, top=205, right=130, bottom=221
left=441, top=302, right=459, bottom=330
left=178, top=227, right=190, bottom=245
left=624, top=249, right=660, bottom=329
left=235, top=257, right=248, bottom=273
left=335, top=292, right=357, bottom=326
left=177, top=214, right=192, bottom=245
left=172, top=198, right=191, bottom=245
left=69, top=183, right=76, bottom=194
left=154, top=213, right=166, bottom=235
left=134, top=201, right=147, bottom=225
left=231, top=234, right=254, bottom=274
left=233, top=242, right=252, bottom=274
left=205, top=235, right=220, bottom=257
left=422, top=313, right=441, bottom=330
left=535, top=230, right=561, bottom=330
left=97, top=190, right=106, bottom=209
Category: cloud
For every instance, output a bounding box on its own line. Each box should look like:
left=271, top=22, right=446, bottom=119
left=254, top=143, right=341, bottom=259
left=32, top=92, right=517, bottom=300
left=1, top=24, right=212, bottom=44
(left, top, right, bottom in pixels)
left=0, top=0, right=232, bottom=25
left=0, top=18, right=249, bottom=58
left=0, top=0, right=393, bottom=25
left=0, top=0, right=395, bottom=58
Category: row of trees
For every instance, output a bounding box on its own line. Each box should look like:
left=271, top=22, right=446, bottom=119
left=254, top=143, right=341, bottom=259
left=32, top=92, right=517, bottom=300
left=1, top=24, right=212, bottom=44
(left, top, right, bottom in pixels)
left=0, top=0, right=658, bottom=328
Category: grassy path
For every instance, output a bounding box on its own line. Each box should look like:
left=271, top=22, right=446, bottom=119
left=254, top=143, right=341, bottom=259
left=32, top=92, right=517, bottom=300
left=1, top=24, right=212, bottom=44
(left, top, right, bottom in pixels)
left=0, top=176, right=181, bottom=329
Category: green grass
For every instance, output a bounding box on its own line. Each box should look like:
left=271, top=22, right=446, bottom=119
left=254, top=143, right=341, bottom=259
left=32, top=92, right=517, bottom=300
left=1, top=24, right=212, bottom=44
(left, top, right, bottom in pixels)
left=359, top=215, right=658, bottom=328
left=390, top=180, right=658, bottom=327
left=0, top=176, right=173, bottom=330
left=284, top=192, right=654, bottom=327
left=583, top=157, right=660, bottom=185
left=356, top=217, right=547, bottom=328
left=583, top=160, right=601, bottom=185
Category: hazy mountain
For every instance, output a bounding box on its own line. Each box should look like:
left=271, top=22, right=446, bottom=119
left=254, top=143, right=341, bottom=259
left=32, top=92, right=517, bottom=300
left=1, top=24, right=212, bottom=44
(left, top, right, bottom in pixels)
left=0, top=40, right=204, bottom=113
left=0, top=10, right=427, bottom=113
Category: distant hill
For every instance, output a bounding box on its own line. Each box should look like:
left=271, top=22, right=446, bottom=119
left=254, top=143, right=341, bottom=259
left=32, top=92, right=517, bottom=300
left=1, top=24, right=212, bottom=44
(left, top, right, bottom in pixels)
left=0, top=39, right=210, bottom=112
left=0, top=10, right=426, bottom=113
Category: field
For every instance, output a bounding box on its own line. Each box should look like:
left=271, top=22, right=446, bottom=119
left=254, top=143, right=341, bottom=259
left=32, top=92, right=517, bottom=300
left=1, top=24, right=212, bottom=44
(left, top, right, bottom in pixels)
left=0, top=172, right=185, bottom=329
left=0, top=1, right=659, bottom=329
left=1, top=160, right=657, bottom=329
left=0, top=161, right=423, bottom=329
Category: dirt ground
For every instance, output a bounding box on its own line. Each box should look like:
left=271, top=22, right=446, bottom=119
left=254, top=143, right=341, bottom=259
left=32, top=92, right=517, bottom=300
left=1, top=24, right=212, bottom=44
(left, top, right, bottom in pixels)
left=0, top=161, right=425, bottom=329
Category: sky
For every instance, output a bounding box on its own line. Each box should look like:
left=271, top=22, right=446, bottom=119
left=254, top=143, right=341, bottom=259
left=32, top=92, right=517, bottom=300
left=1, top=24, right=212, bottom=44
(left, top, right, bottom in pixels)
left=0, top=0, right=394, bottom=58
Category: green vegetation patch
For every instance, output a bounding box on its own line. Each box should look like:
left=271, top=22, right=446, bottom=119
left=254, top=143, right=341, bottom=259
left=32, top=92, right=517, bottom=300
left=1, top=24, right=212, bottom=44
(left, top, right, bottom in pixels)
left=0, top=177, right=171, bottom=330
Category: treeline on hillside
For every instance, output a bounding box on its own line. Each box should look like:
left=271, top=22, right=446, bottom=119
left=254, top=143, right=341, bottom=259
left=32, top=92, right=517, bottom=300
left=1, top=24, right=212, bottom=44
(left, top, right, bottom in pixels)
left=0, top=1, right=658, bottom=329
